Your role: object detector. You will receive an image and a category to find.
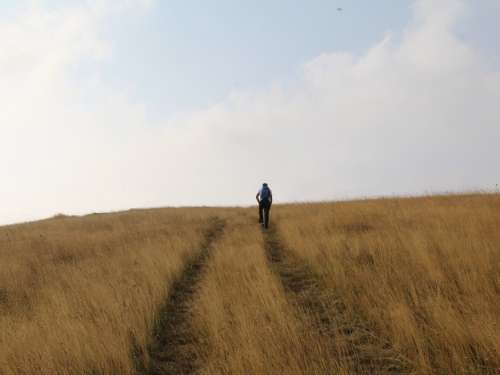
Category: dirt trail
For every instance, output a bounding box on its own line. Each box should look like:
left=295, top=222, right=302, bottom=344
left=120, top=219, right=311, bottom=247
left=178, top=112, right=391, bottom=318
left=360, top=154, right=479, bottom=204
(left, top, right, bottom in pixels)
left=264, top=228, right=414, bottom=374
left=139, top=217, right=225, bottom=375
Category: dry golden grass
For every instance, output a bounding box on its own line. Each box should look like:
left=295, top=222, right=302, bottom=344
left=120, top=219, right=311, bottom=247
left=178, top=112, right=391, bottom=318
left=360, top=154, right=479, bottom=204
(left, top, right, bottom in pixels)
left=189, top=210, right=345, bottom=374
left=275, top=193, right=500, bottom=374
left=0, top=207, right=218, bottom=374
left=1, top=193, right=499, bottom=374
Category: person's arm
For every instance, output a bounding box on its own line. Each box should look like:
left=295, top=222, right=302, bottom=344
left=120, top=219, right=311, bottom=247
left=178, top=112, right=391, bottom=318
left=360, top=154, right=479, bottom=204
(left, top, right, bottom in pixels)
left=269, top=194, right=273, bottom=206
left=256, top=193, right=260, bottom=203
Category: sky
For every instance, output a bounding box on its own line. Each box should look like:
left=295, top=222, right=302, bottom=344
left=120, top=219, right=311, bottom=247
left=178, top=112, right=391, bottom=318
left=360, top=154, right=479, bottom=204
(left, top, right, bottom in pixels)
left=0, top=0, right=499, bottom=225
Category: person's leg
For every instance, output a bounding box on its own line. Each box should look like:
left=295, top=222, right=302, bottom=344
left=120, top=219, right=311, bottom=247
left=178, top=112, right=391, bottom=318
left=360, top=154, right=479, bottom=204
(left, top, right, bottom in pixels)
left=264, top=200, right=270, bottom=229
left=258, top=201, right=264, bottom=225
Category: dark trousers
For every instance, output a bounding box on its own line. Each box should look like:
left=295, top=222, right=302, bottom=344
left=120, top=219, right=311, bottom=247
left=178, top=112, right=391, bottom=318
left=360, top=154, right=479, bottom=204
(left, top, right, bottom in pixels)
left=259, top=199, right=271, bottom=228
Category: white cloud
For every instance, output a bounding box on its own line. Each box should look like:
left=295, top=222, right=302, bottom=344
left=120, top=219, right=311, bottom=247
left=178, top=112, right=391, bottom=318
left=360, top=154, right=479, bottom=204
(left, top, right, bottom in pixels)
left=1, top=0, right=499, bottom=225
left=0, top=1, right=155, bottom=224
left=144, top=0, right=499, bottom=203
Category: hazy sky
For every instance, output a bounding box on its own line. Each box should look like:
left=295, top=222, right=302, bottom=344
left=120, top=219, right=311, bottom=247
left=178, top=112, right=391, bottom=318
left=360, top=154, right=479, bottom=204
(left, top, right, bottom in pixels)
left=1, top=0, right=499, bottom=225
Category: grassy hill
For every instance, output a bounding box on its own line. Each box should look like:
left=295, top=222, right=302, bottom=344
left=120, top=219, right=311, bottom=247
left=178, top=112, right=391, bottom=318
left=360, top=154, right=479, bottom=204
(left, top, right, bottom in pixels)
left=0, top=194, right=499, bottom=374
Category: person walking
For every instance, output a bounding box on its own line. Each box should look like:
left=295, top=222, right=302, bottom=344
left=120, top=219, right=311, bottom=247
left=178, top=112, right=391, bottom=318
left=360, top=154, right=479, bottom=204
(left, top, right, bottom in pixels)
left=256, top=183, right=272, bottom=229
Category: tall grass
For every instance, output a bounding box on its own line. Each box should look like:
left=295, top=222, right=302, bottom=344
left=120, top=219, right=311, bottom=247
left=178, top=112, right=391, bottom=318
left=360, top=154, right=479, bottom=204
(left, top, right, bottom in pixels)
left=189, top=210, right=345, bottom=374
left=0, top=208, right=217, bottom=374
left=1, top=194, right=499, bottom=374
left=275, top=193, right=500, bottom=373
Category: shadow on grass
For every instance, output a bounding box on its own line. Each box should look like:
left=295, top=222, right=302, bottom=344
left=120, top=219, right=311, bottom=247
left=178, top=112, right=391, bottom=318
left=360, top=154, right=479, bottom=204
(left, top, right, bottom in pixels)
left=136, top=216, right=225, bottom=375
left=263, top=228, right=414, bottom=374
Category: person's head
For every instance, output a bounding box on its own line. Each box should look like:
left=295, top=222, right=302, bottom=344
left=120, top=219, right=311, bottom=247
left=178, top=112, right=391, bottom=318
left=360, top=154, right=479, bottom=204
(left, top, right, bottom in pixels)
left=263, top=183, right=268, bottom=187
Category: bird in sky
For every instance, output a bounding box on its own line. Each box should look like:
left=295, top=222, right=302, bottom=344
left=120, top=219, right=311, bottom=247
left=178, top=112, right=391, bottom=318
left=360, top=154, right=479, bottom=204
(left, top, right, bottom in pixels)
left=337, top=8, right=342, bottom=11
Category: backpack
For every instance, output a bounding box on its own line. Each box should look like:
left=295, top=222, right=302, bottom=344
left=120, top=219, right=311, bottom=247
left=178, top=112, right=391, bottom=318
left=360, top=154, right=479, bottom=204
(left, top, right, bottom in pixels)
left=261, top=186, right=271, bottom=200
